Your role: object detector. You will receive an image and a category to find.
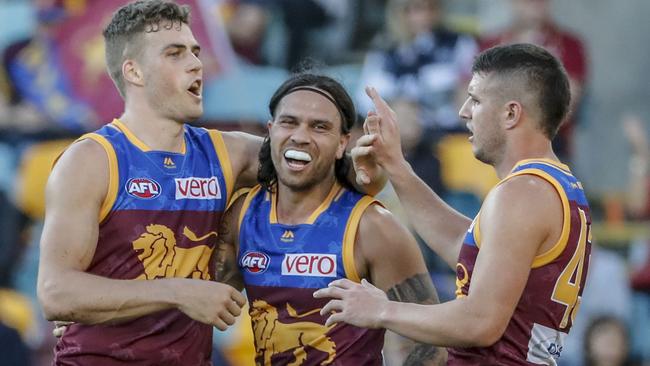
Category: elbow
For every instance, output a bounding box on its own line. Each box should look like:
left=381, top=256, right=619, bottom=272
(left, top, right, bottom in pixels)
left=38, top=277, right=69, bottom=321
left=464, top=319, right=506, bottom=347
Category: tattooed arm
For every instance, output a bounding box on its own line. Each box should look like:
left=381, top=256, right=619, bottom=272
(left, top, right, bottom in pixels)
left=211, top=192, right=247, bottom=291
left=354, top=204, right=447, bottom=366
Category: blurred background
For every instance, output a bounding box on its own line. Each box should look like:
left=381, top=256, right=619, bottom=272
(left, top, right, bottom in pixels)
left=0, top=0, right=648, bottom=365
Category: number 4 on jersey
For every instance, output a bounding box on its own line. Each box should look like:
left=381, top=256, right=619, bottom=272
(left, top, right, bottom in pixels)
left=551, top=208, right=591, bottom=329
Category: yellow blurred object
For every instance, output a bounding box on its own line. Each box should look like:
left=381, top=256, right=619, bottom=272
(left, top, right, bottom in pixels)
left=222, top=303, right=256, bottom=366
left=437, top=134, right=499, bottom=198
left=0, top=289, right=35, bottom=340
left=15, top=139, right=75, bottom=220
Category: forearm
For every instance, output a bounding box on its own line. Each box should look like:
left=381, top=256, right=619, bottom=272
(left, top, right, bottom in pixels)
left=387, top=160, right=470, bottom=267
left=380, top=298, right=500, bottom=348
left=38, top=270, right=183, bottom=325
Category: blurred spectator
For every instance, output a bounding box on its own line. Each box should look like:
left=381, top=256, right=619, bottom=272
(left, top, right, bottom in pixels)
left=390, top=98, right=445, bottom=194
left=480, top=0, right=588, bottom=162
left=583, top=315, right=634, bottom=366
left=355, top=0, right=477, bottom=131
left=223, top=0, right=270, bottom=65
left=621, top=114, right=650, bottom=364
left=622, top=114, right=650, bottom=293
left=2, top=0, right=97, bottom=133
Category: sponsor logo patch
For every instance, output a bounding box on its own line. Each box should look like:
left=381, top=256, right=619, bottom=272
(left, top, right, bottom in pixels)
left=241, top=251, right=270, bottom=274
left=175, top=176, right=221, bottom=200
left=282, top=253, right=336, bottom=277
left=126, top=178, right=161, bottom=199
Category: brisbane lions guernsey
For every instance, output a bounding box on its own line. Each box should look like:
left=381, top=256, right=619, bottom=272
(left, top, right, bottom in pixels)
left=54, top=119, right=234, bottom=365
left=238, top=182, right=385, bottom=366
left=449, top=159, right=592, bottom=365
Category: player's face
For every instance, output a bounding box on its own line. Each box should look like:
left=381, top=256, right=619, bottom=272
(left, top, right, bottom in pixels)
left=138, top=22, right=203, bottom=122
left=459, top=73, right=506, bottom=165
left=268, top=90, right=349, bottom=192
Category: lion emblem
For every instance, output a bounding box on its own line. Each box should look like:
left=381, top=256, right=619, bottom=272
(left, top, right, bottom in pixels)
left=250, top=300, right=336, bottom=365
left=132, top=224, right=215, bottom=280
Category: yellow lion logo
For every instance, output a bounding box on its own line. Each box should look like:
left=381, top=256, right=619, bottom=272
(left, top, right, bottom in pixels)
left=250, top=300, right=336, bottom=366
left=132, top=224, right=215, bottom=280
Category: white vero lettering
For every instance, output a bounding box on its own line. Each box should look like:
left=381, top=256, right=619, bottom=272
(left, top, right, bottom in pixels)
left=175, top=177, right=221, bottom=200
left=281, top=253, right=336, bottom=277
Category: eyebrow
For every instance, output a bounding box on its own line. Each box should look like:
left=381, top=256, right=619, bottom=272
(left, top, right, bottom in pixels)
left=276, top=114, right=335, bottom=125
left=163, top=43, right=201, bottom=54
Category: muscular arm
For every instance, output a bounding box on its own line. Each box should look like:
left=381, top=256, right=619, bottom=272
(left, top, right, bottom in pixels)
left=37, top=140, right=245, bottom=328
left=220, top=130, right=386, bottom=195
left=212, top=192, right=246, bottom=291
left=356, top=205, right=446, bottom=364
left=378, top=176, right=559, bottom=346
left=318, top=176, right=561, bottom=347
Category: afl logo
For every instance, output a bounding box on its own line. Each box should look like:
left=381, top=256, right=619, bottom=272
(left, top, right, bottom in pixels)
left=241, top=251, right=270, bottom=274
left=126, top=178, right=161, bottom=199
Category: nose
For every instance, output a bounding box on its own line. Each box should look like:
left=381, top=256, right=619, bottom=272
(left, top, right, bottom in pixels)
left=290, top=124, right=310, bottom=145
left=458, top=98, right=471, bottom=121
left=188, top=53, right=202, bottom=74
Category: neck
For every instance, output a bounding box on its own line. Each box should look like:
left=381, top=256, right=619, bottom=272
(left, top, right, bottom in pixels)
left=275, top=176, right=338, bottom=225
left=494, top=134, right=558, bottom=179
left=121, top=99, right=185, bottom=153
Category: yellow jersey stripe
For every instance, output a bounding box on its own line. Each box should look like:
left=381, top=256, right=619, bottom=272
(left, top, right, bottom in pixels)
left=342, top=196, right=377, bottom=283
left=207, top=129, right=234, bottom=204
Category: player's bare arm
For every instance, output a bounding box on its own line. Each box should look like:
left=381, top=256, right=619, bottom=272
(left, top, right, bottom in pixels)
left=320, top=204, right=447, bottom=364
left=212, top=193, right=246, bottom=291
left=37, top=139, right=245, bottom=329
left=354, top=87, right=471, bottom=266
left=316, top=175, right=561, bottom=347
left=221, top=130, right=386, bottom=195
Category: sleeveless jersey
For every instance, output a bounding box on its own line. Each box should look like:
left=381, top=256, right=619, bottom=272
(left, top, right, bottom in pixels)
left=238, top=182, right=385, bottom=366
left=54, top=119, right=234, bottom=365
left=448, top=159, right=592, bottom=365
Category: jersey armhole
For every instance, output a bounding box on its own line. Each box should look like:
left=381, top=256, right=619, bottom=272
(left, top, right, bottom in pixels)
left=207, top=129, right=234, bottom=204
left=507, top=169, right=571, bottom=268
left=73, top=133, right=119, bottom=223
left=342, top=196, right=381, bottom=283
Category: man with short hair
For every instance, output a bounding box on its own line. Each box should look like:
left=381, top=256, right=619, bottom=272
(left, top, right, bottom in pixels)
left=36, top=1, right=381, bottom=364
left=316, top=43, right=592, bottom=365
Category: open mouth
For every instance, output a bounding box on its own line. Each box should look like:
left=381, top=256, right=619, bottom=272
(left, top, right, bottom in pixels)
left=187, top=80, right=202, bottom=98
left=284, top=149, right=312, bottom=170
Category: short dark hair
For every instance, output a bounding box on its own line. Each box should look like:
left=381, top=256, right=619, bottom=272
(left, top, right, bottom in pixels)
left=258, top=73, right=356, bottom=192
left=472, top=43, right=571, bottom=139
left=103, top=0, right=190, bottom=97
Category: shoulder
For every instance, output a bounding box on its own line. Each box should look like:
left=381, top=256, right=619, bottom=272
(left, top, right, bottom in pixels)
left=357, top=202, right=413, bottom=250
left=219, top=130, right=264, bottom=149
left=48, top=138, right=109, bottom=203
left=481, top=174, right=561, bottom=232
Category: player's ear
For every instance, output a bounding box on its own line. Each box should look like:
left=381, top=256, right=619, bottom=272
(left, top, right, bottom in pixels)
left=267, top=120, right=273, bottom=133
left=123, top=59, right=144, bottom=87
left=336, top=133, right=350, bottom=159
left=503, top=100, right=523, bottom=130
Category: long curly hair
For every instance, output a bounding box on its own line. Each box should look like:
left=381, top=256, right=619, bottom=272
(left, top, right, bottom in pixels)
left=258, top=73, right=356, bottom=192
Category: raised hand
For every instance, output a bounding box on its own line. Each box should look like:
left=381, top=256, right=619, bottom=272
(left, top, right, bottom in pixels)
left=352, top=87, right=408, bottom=178
left=176, top=280, right=247, bottom=331
left=313, top=278, right=388, bottom=329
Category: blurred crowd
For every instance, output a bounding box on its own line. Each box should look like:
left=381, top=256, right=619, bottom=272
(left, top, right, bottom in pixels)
left=0, top=0, right=648, bottom=365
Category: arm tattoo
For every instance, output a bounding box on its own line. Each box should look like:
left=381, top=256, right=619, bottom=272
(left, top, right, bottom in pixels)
left=211, top=207, right=244, bottom=290
left=386, top=273, right=439, bottom=304
left=387, top=273, right=447, bottom=365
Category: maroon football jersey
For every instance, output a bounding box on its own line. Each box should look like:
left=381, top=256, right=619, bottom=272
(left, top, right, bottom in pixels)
left=448, top=159, right=591, bottom=365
